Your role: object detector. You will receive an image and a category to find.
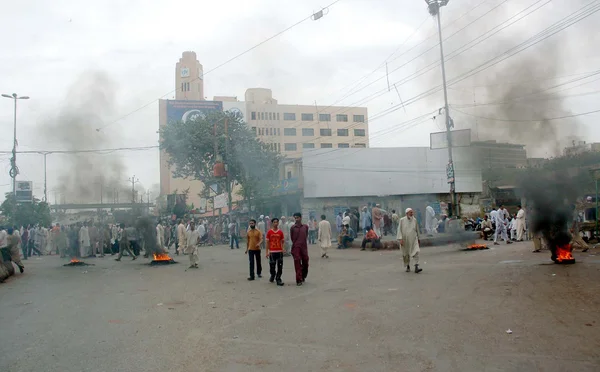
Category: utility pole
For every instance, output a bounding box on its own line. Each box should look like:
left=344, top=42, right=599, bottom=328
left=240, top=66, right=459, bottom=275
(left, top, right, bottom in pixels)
left=426, top=0, right=457, bottom=217
left=43, top=152, right=48, bottom=202
left=1, top=93, right=29, bottom=197
left=224, top=117, right=233, bottom=214
left=128, top=175, right=139, bottom=203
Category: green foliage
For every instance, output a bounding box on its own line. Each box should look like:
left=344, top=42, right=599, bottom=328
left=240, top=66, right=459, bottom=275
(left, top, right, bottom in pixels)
left=160, top=111, right=282, bottom=205
left=0, top=194, right=52, bottom=227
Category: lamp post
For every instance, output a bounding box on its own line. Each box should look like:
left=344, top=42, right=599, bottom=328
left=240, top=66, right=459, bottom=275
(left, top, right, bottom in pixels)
left=425, top=0, right=456, bottom=217
left=2, top=93, right=30, bottom=197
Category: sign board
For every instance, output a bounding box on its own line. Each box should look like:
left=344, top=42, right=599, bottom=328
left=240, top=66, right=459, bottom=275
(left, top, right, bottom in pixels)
left=274, top=178, right=299, bottom=195
left=430, top=129, right=471, bottom=150
left=165, top=100, right=223, bottom=123
left=16, top=181, right=33, bottom=202
left=214, top=193, right=228, bottom=209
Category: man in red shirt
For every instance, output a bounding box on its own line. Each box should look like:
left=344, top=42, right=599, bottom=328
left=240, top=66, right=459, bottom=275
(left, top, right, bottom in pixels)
left=290, top=212, right=309, bottom=286
left=361, top=226, right=380, bottom=251
left=266, top=218, right=285, bottom=286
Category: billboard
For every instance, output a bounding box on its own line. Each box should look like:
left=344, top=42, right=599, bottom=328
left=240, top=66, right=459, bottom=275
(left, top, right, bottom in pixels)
left=214, top=193, right=228, bottom=209
left=430, top=129, right=471, bottom=150
left=222, top=101, right=247, bottom=122
left=16, top=181, right=33, bottom=202
left=166, top=100, right=223, bottom=123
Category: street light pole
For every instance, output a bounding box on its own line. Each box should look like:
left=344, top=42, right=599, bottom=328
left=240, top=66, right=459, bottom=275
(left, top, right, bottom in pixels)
left=128, top=175, right=139, bottom=203
left=425, top=0, right=456, bottom=217
left=2, top=93, right=30, bottom=197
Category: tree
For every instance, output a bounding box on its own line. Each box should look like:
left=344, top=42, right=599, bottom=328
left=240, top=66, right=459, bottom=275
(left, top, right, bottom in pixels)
left=0, top=194, right=52, bottom=227
left=160, top=111, right=282, bottom=208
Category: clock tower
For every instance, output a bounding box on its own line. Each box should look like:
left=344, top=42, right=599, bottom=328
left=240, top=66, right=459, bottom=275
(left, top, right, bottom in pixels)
left=175, top=51, right=204, bottom=100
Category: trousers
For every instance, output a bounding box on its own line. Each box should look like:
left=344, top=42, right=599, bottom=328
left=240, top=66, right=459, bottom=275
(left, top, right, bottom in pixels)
left=401, top=245, right=419, bottom=266
left=269, top=252, right=283, bottom=282
left=291, top=246, right=309, bottom=283
left=494, top=224, right=508, bottom=242
left=248, top=250, right=262, bottom=278
left=230, top=234, right=239, bottom=249
left=117, top=241, right=135, bottom=259
left=188, top=249, right=198, bottom=266
left=9, top=245, right=24, bottom=268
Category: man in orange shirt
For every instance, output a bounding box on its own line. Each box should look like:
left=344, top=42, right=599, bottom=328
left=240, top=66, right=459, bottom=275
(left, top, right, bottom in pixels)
left=245, top=219, right=263, bottom=281
left=361, top=226, right=380, bottom=251
left=266, top=218, right=285, bottom=286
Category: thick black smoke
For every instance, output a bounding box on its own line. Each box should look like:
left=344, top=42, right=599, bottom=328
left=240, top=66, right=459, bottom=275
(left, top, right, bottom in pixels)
left=518, top=171, right=582, bottom=259
left=135, top=217, right=165, bottom=257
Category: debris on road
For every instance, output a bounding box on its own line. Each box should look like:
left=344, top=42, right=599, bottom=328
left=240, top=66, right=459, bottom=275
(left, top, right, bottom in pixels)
left=506, top=329, right=513, bottom=334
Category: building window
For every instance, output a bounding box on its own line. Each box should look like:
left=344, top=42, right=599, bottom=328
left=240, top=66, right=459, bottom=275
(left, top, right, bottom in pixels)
left=337, top=129, right=349, bottom=136
left=269, top=112, right=273, bottom=120
left=284, top=113, right=296, bottom=121
left=321, top=143, right=333, bottom=148
left=251, top=112, right=256, bottom=120
left=320, top=128, right=332, bottom=136
left=277, top=113, right=280, bottom=120
left=354, top=129, right=366, bottom=137
left=301, top=113, right=314, bottom=121
left=338, top=143, right=350, bottom=148
left=302, top=128, right=314, bottom=136
left=336, top=114, right=348, bottom=122
left=354, top=143, right=366, bottom=148
left=303, top=143, right=315, bottom=149
left=251, top=127, right=256, bottom=134
left=277, top=128, right=281, bottom=136
left=284, top=128, right=296, bottom=136
left=284, top=143, right=297, bottom=151
left=287, top=171, right=292, bottom=179
left=186, top=82, right=190, bottom=91
left=181, top=83, right=184, bottom=92
left=353, top=114, right=365, bottom=123
left=319, top=113, right=331, bottom=122
left=277, top=143, right=281, bottom=151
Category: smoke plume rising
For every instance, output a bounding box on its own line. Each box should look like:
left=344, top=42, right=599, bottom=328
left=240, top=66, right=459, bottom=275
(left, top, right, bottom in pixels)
left=41, top=72, right=134, bottom=203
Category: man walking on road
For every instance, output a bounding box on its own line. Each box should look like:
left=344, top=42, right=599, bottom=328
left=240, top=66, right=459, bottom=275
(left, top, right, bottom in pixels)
left=245, top=219, right=263, bottom=281
left=516, top=205, right=526, bottom=241
left=266, top=218, right=285, bottom=286
left=397, top=208, right=422, bottom=273
left=494, top=205, right=512, bottom=246
left=229, top=219, right=240, bottom=249
left=317, top=214, right=332, bottom=258
left=176, top=219, right=186, bottom=255
left=290, top=212, right=309, bottom=286
left=115, top=223, right=137, bottom=261
left=7, top=227, right=24, bottom=273
left=185, top=221, right=200, bottom=269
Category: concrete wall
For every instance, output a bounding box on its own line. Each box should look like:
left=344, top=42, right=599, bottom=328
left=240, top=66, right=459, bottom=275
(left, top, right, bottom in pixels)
left=302, top=147, right=482, bottom=198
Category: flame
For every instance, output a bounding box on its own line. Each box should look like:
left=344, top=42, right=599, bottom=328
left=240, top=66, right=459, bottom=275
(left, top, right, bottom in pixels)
left=70, top=258, right=81, bottom=263
left=555, top=244, right=574, bottom=263
left=152, top=253, right=172, bottom=261
left=467, top=244, right=487, bottom=249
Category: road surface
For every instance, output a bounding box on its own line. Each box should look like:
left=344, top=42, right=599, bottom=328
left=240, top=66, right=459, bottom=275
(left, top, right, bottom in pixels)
left=1, top=241, right=599, bottom=372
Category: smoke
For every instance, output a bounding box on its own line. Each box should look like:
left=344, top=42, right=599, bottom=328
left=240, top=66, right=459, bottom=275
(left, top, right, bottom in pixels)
left=41, top=72, right=134, bottom=203
left=136, top=216, right=165, bottom=257
left=518, top=169, right=587, bottom=259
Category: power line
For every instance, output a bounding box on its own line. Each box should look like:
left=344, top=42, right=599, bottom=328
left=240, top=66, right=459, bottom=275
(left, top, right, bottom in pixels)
left=451, top=106, right=600, bottom=122
left=95, top=0, right=343, bottom=132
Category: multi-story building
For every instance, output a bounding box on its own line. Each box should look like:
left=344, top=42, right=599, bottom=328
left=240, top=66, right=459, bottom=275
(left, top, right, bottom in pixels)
left=160, top=51, right=369, bottom=210
left=564, top=141, right=600, bottom=157
left=471, top=140, right=527, bottom=169
left=244, top=88, right=369, bottom=159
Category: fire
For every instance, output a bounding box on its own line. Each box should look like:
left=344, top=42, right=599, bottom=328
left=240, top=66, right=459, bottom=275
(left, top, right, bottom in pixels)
left=467, top=244, right=488, bottom=250
left=152, top=253, right=172, bottom=261
left=70, top=258, right=81, bottom=263
left=555, top=244, right=574, bottom=263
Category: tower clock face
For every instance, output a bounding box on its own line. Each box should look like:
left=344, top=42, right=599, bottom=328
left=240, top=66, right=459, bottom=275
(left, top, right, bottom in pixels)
left=180, top=67, right=190, bottom=77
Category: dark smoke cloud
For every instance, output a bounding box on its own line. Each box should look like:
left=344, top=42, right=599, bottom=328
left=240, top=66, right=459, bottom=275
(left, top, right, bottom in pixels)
left=136, top=217, right=164, bottom=257
left=41, top=72, right=136, bottom=203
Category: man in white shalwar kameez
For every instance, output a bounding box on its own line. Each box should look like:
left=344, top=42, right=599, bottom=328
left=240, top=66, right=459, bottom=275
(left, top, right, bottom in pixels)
left=397, top=208, right=422, bottom=273
left=317, top=214, right=332, bottom=258
left=185, top=221, right=200, bottom=269
left=79, top=223, right=91, bottom=257
left=425, top=205, right=436, bottom=235
left=494, top=205, right=512, bottom=245
left=516, top=205, right=526, bottom=241
left=156, top=222, right=165, bottom=250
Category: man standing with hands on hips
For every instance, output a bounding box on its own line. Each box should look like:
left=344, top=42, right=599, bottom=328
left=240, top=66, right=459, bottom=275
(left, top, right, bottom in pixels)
left=290, top=212, right=310, bottom=286
left=397, top=208, right=422, bottom=273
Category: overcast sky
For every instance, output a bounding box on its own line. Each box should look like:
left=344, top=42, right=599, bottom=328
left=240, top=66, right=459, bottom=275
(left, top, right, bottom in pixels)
left=1, top=0, right=599, bottom=202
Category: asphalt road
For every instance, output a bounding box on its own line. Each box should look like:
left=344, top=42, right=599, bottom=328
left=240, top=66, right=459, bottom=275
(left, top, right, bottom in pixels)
left=1, top=241, right=599, bottom=372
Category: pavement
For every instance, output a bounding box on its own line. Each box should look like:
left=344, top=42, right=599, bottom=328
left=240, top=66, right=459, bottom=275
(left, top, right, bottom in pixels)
left=1, top=240, right=600, bottom=372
